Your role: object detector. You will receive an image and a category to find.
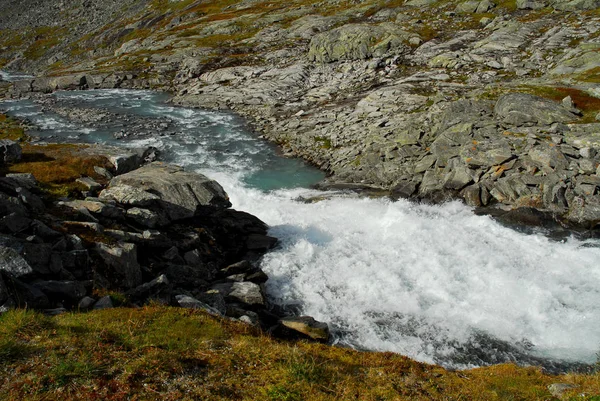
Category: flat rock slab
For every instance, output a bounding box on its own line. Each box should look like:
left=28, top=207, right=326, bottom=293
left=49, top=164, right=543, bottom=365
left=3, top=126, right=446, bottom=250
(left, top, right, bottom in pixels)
left=105, top=162, right=231, bottom=221
left=278, top=316, right=331, bottom=342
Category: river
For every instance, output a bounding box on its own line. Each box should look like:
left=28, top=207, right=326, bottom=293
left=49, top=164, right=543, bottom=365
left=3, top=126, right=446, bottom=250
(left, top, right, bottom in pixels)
left=1, top=85, right=599, bottom=372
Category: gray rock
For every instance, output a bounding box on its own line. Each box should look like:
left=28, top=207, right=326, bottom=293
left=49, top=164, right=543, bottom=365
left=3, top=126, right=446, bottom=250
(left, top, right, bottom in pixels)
left=126, top=207, right=160, bottom=228
left=246, top=234, right=278, bottom=251
left=550, top=0, right=600, bottom=10
left=95, top=242, right=142, bottom=289
left=32, top=280, right=86, bottom=303
left=126, top=274, right=170, bottom=304
left=94, top=166, right=113, bottom=180
left=0, top=272, right=8, bottom=305
left=0, top=212, right=31, bottom=233
left=93, top=295, right=114, bottom=310
left=106, top=162, right=231, bottom=221
left=495, top=93, right=578, bottom=126
left=278, top=316, right=330, bottom=341
left=517, top=0, right=547, bottom=8
left=0, top=246, right=33, bottom=277
left=0, top=193, right=28, bottom=217
left=0, top=140, right=22, bottom=164
left=76, top=177, right=103, bottom=192
left=227, top=281, right=265, bottom=306
left=99, top=184, right=160, bottom=207
left=175, top=294, right=222, bottom=315
left=5, top=173, right=37, bottom=189
left=547, top=383, right=578, bottom=398
left=16, top=188, right=45, bottom=213
left=77, top=296, right=96, bottom=310
left=308, top=24, right=411, bottom=63
left=566, top=196, right=600, bottom=227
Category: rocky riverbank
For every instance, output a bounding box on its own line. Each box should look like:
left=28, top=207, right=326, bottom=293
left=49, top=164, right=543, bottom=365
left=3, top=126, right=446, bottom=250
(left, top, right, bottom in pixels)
left=2, top=0, right=600, bottom=231
left=0, top=130, right=329, bottom=342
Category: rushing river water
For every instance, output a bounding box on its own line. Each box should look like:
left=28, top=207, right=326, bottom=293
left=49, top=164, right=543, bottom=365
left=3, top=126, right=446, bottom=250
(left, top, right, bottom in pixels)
left=2, top=85, right=600, bottom=372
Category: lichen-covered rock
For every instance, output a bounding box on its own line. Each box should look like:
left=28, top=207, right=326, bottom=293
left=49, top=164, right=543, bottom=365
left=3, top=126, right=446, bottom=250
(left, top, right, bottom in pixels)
left=494, top=93, right=578, bottom=126
left=308, top=24, right=411, bottom=63
left=550, top=0, right=600, bottom=10
left=0, top=246, right=33, bottom=277
left=105, top=162, right=231, bottom=221
left=277, top=316, right=331, bottom=341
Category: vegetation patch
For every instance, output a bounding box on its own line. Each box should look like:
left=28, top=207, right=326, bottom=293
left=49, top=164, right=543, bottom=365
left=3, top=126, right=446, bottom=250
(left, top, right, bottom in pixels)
left=0, top=115, right=29, bottom=141
left=0, top=306, right=598, bottom=400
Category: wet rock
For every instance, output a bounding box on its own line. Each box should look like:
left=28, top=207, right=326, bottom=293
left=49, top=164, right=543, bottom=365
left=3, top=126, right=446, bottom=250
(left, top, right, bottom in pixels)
left=277, top=316, right=330, bottom=342
left=246, top=234, right=278, bottom=252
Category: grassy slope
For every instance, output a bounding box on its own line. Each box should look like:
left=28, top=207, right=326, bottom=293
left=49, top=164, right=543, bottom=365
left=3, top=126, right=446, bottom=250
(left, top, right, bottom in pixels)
left=0, top=306, right=599, bottom=401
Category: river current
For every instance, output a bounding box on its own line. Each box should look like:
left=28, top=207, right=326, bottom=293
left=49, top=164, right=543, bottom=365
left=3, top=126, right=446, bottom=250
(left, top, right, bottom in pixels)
left=1, top=85, right=599, bottom=372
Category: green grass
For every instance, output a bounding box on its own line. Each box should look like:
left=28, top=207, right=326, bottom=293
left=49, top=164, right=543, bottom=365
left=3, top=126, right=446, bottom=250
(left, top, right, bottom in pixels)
left=0, top=306, right=598, bottom=400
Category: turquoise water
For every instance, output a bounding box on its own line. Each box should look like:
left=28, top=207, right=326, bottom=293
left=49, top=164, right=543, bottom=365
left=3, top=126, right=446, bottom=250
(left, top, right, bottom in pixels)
left=0, top=89, right=325, bottom=191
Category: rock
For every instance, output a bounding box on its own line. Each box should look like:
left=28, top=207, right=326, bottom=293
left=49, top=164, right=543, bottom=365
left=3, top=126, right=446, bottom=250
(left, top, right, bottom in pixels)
left=77, top=296, right=96, bottom=310
left=246, top=234, right=278, bottom=252
left=0, top=140, right=22, bottom=164
left=220, top=260, right=252, bottom=276
left=308, top=24, right=411, bottom=63
left=5, top=173, right=37, bottom=189
left=106, top=162, right=231, bottom=221
left=277, top=316, right=331, bottom=341
left=93, top=295, right=114, bottom=310
left=99, top=184, right=160, bottom=207
left=0, top=246, right=34, bottom=277
left=175, top=294, right=223, bottom=315
left=494, top=93, right=578, bottom=126
left=550, top=0, right=600, bottom=10
left=0, top=273, right=8, bottom=305
left=32, top=280, right=86, bottom=303
left=94, top=166, right=114, bottom=180
left=566, top=196, right=600, bottom=227
left=76, top=177, right=103, bottom=192
left=0, top=212, right=32, bottom=233
left=16, top=188, right=45, bottom=213
left=126, top=207, right=160, bottom=228
left=95, top=243, right=142, bottom=289
left=9, top=278, right=51, bottom=309
left=227, top=282, right=265, bottom=306
left=126, top=274, right=171, bottom=305
left=548, top=383, right=578, bottom=398
left=517, top=0, right=548, bottom=8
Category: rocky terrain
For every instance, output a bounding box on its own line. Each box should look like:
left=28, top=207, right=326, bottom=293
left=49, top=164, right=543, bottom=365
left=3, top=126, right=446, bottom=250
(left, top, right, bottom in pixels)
left=0, top=129, right=329, bottom=341
left=2, top=0, right=600, bottom=231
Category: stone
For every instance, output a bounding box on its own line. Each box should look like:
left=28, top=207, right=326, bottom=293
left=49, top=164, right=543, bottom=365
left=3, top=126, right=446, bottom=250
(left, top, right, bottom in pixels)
left=5, top=173, right=37, bottom=189
left=95, top=243, right=142, bottom=289
left=494, top=93, right=578, bottom=126
left=99, top=184, right=160, bottom=207
left=220, top=260, right=252, bottom=276
left=78, top=296, right=96, bottom=310
left=16, top=188, right=45, bottom=213
left=76, top=177, right=103, bottom=192
left=94, top=166, right=113, bottom=180
left=0, top=212, right=31, bottom=233
left=278, top=316, right=330, bottom=341
left=0, top=246, right=33, bottom=277
left=517, top=0, right=547, bottom=8
left=175, top=294, right=223, bottom=315
left=126, top=207, right=160, bottom=228
left=93, top=295, right=114, bottom=310
left=0, top=140, right=22, bottom=164
left=308, top=24, right=411, bottom=63
left=227, top=282, right=265, bottom=306
left=246, top=234, right=278, bottom=252
left=548, top=383, right=578, bottom=398
left=126, top=274, right=171, bottom=305
left=10, top=279, right=51, bottom=309
left=105, top=163, right=231, bottom=221
left=566, top=196, right=600, bottom=227
left=32, top=280, right=86, bottom=303
left=0, top=272, right=8, bottom=305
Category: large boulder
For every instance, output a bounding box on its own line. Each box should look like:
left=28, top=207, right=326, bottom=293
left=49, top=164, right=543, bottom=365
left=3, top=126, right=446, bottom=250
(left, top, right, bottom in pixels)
left=101, top=162, right=231, bottom=221
left=549, top=0, right=600, bottom=10
left=494, top=93, right=578, bottom=126
left=308, top=24, right=411, bottom=63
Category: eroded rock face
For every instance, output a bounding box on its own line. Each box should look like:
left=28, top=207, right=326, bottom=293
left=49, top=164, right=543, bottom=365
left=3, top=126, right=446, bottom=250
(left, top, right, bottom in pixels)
left=103, top=162, right=231, bottom=221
